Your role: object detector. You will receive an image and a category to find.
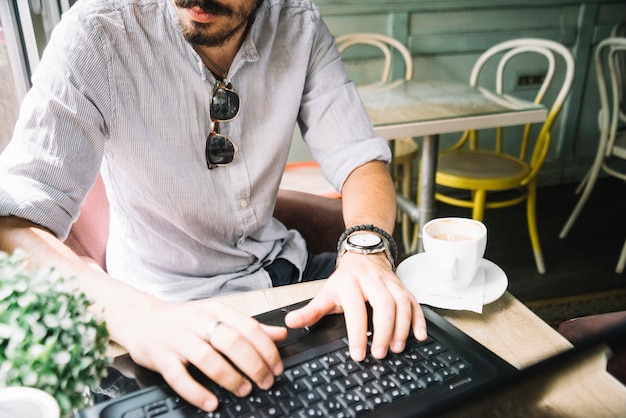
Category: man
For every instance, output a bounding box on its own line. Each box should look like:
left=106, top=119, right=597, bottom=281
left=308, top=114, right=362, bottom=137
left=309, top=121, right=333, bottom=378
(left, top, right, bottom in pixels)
left=0, top=0, right=426, bottom=412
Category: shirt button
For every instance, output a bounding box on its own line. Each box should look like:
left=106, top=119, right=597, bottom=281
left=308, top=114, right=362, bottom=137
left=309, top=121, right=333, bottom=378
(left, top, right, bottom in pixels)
left=240, top=200, right=249, bottom=208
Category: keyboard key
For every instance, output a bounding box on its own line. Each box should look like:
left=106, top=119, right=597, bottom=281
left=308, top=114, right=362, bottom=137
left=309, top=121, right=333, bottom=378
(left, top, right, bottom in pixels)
left=300, top=405, right=326, bottom=417
left=322, top=398, right=343, bottom=413
left=246, top=393, right=271, bottom=409
left=122, top=409, right=145, bottom=418
left=285, top=380, right=308, bottom=394
left=336, top=376, right=359, bottom=390
left=300, top=389, right=323, bottom=405
left=282, top=397, right=305, bottom=412
left=319, top=383, right=342, bottom=397
left=337, top=391, right=361, bottom=406
left=452, top=360, right=471, bottom=374
left=258, top=405, right=283, bottom=417
left=358, top=383, right=382, bottom=400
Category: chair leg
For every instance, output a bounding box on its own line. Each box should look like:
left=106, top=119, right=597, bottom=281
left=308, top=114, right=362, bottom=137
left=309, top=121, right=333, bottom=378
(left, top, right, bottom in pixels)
left=617, top=238, right=626, bottom=274
left=400, top=160, right=414, bottom=254
left=559, top=172, right=600, bottom=239
left=527, top=182, right=546, bottom=274
left=471, top=190, right=486, bottom=221
left=559, top=138, right=606, bottom=239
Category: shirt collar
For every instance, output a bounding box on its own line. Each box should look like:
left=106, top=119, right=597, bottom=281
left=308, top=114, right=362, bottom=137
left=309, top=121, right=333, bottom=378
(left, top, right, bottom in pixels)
left=163, top=0, right=260, bottom=79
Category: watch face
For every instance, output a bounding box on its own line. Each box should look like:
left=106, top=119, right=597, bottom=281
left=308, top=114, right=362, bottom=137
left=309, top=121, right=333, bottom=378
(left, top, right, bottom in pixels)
left=347, top=233, right=383, bottom=249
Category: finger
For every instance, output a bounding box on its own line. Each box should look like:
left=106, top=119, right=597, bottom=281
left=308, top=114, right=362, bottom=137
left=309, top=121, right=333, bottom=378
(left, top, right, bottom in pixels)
left=261, top=323, right=289, bottom=343
left=386, top=284, right=418, bottom=353
left=184, top=333, right=254, bottom=398
left=411, top=298, right=428, bottom=341
left=284, top=289, right=339, bottom=329
left=158, top=356, right=220, bottom=412
left=339, top=287, right=369, bottom=362
left=363, top=281, right=396, bottom=359
left=209, top=320, right=283, bottom=389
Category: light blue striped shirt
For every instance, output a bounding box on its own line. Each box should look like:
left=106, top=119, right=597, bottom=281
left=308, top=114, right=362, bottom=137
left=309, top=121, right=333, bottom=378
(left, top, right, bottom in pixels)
left=0, top=0, right=391, bottom=302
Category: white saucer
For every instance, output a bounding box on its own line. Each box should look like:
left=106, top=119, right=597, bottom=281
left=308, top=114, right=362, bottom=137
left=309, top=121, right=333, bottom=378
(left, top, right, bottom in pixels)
left=396, top=253, right=508, bottom=304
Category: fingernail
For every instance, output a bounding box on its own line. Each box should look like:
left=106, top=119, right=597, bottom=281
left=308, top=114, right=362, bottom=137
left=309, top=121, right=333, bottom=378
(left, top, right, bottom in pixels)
left=351, top=347, right=365, bottom=362
left=273, top=363, right=284, bottom=376
left=237, top=381, right=252, bottom=397
left=261, top=375, right=274, bottom=390
left=391, top=339, right=406, bottom=353
left=372, top=346, right=387, bottom=359
left=417, top=328, right=428, bottom=340
left=203, top=399, right=218, bottom=412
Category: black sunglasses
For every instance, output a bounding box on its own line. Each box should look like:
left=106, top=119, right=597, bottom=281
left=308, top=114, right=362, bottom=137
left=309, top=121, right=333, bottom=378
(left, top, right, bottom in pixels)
left=206, top=82, right=240, bottom=169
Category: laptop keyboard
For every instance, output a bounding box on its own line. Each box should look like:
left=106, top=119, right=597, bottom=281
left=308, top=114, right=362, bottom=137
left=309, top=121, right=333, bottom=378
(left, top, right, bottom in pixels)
left=118, top=333, right=472, bottom=418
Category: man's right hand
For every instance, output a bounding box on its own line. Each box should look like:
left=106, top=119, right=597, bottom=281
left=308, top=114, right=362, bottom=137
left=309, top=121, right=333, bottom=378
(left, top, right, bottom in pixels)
left=0, top=217, right=287, bottom=412
left=114, top=298, right=288, bottom=412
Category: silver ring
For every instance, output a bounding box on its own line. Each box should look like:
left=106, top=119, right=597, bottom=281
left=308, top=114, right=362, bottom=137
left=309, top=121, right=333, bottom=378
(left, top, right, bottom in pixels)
left=204, top=320, right=222, bottom=343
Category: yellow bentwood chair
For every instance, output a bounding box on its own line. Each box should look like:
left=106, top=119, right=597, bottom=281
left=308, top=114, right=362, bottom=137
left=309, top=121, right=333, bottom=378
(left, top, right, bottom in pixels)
left=434, top=38, right=575, bottom=273
left=335, top=33, right=420, bottom=252
left=559, top=35, right=626, bottom=273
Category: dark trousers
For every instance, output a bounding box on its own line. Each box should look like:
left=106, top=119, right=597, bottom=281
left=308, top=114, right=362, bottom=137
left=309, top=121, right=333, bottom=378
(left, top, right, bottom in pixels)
left=265, top=253, right=336, bottom=287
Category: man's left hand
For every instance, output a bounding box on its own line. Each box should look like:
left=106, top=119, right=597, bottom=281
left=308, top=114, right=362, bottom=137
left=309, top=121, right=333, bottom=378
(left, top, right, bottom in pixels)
left=284, top=252, right=427, bottom=361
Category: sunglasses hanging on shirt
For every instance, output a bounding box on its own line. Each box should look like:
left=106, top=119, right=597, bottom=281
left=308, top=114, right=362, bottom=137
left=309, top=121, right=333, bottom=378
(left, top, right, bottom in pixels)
left=206, top=81, right=240, bottom=169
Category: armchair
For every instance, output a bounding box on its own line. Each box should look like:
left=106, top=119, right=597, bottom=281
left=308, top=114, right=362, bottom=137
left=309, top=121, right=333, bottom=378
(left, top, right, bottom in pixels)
left=64, top=175, right=345, bottom=272
left=558, top=311, right=626, bottom=385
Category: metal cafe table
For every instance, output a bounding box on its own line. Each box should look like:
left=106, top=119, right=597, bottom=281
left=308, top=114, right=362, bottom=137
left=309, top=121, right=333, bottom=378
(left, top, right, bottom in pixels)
left=358, top=80, right=547, bottom=252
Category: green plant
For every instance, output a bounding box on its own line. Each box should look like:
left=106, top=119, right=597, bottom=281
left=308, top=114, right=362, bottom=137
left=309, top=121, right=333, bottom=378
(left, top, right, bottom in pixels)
left=0, top=249, right=109, bottom=417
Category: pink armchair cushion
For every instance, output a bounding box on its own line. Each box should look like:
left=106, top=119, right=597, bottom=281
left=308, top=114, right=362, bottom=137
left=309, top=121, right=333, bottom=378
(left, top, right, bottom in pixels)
left=558, top=311, right=626, bottom=385
left=63, top=175, right=109, bottom=270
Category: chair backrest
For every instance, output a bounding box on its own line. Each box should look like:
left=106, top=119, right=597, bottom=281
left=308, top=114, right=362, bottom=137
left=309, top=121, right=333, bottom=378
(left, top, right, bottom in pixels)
left=463, top=38, right=575, bottom=182
left=610, top=21, right=626, bottom=123
left=335, top=33, right=413, bottom=83
left=595, top=36, right=626, bottom=159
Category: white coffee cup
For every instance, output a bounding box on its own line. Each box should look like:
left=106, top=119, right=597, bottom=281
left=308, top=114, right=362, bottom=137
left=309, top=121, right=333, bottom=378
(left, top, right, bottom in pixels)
left=0, top=387, right=60, bottom=418
left=422, top=217, right=487, bottom=288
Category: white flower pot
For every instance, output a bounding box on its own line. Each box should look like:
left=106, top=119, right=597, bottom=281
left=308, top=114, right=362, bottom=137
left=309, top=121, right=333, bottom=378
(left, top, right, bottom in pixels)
left=0, top=387, right=60, bottom=418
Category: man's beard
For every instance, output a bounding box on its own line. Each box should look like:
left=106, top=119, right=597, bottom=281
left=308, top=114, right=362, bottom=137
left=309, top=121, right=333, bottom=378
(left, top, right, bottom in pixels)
left=175, top=0, right=263, bottom=47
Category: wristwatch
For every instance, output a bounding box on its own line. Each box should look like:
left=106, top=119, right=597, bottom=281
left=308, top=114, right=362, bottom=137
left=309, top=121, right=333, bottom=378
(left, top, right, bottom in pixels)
left=337, top=232, right=395, bottom=271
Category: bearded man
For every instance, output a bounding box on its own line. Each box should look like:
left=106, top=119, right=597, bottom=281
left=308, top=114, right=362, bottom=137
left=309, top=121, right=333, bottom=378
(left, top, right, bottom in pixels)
left=0, top=0, right=426, bottom=411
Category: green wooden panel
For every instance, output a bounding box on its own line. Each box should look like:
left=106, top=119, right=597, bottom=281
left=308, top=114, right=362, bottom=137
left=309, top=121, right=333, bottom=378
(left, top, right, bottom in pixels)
left=408, top=6, right=580, bottom=33
left=315, top=0, right=624, bottom=16
left=323, top=14, right=390, bottom=36
left=408, top=28, right=579, bottom=56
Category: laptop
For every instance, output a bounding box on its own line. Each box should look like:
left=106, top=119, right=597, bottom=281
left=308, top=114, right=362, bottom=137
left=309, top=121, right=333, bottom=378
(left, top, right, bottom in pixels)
left=76, top=298, right=525, bottom=417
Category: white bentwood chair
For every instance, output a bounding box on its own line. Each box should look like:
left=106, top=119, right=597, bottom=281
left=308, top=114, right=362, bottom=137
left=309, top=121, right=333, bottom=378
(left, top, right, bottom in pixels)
left=559, top=33, right=626, bottom=273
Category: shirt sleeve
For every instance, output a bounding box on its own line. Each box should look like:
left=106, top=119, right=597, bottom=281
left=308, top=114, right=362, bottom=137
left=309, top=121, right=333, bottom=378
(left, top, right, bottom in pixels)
left=0, top=8, right=112, bottom=239
left=297, top=15, right=392, bottom=193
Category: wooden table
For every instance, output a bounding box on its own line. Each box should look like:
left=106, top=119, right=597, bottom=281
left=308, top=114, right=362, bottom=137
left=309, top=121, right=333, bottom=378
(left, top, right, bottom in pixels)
left=358, top=80, right=547, bottom=252
left=106, top=280, right=625, bottom=415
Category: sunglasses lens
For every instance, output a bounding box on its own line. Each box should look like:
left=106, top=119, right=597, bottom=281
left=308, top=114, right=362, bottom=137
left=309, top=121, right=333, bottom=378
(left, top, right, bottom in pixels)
left=211, top=87, right=240, bottom=121
left=206, top=133, right=235, bottom=167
